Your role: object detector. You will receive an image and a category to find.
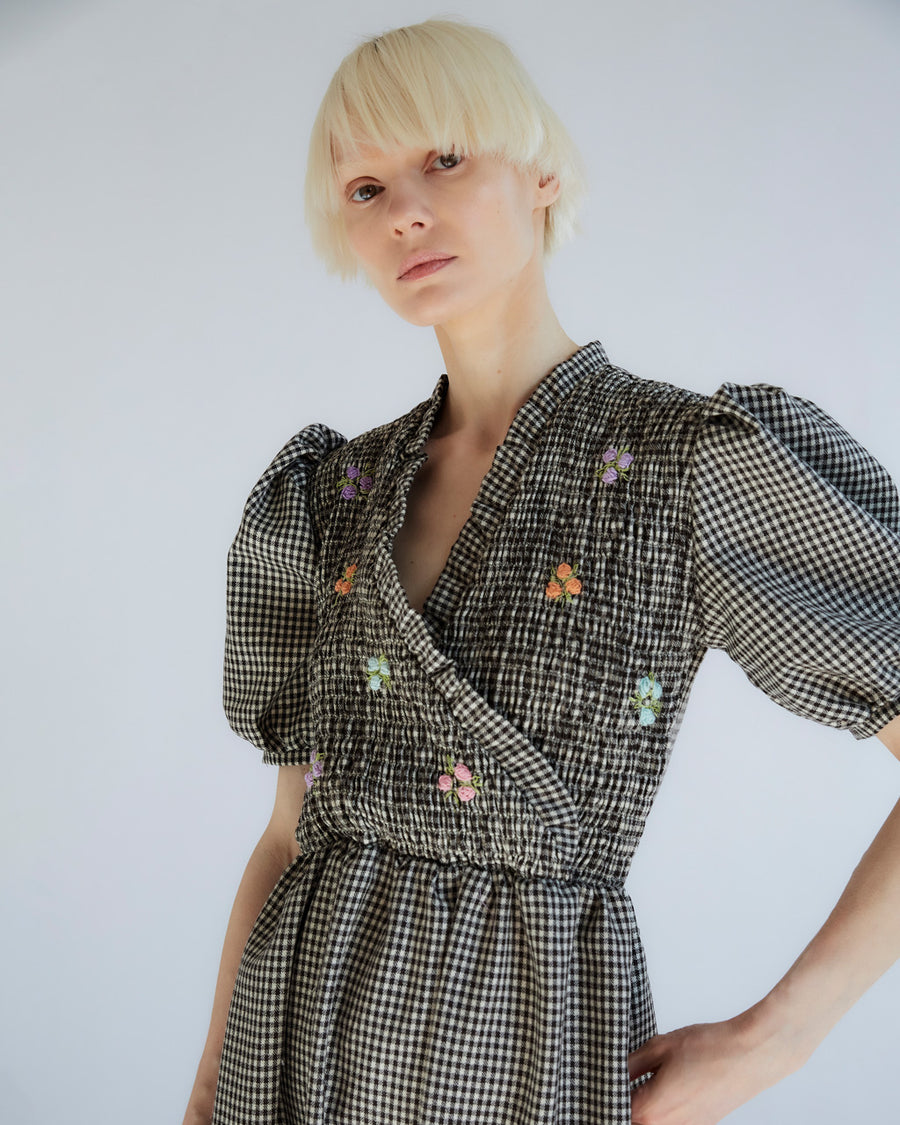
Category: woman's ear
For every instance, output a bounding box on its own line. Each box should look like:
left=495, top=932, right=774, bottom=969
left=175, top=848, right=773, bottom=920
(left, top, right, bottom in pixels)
left=537, top=172, right=562, bottom=207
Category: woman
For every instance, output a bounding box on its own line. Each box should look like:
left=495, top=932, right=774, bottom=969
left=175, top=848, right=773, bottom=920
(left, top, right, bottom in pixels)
left=184, top=19, right=900, bottom=1125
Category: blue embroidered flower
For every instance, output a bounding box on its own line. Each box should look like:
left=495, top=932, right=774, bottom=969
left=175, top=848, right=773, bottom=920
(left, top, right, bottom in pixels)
left=630, top=673, right=663, bottom=726
left=366, top=653, right=393, bottom=692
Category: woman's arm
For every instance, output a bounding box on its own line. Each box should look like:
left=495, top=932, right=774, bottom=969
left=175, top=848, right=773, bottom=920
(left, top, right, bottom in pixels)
left=629, top=713, right=900, bottom=1125
left=182, top=764, right=306, bottom=1125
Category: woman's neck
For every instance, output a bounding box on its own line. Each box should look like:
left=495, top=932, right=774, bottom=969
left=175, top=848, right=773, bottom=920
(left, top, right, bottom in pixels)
left=431, top=269, right=579, bottom=451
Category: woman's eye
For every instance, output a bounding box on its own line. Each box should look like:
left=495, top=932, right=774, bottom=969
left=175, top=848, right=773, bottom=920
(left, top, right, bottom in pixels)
left=432, top=151, right=462, bottom=170
left=349, top=184, right=382, bottom=203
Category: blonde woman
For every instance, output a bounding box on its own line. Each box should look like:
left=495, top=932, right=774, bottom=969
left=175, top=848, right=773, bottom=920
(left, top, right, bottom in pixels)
left=184, top=19, right=900, bottom=1125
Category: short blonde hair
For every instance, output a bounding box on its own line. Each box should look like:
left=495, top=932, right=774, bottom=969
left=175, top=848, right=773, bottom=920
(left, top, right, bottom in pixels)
left=304, top=19, right=587, bottom=280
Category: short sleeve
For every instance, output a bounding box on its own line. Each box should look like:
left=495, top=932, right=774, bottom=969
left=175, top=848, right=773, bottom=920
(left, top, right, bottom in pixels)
left=223, top=423, right=346, bottom=764
left=691, top=382, right=900, bottom=739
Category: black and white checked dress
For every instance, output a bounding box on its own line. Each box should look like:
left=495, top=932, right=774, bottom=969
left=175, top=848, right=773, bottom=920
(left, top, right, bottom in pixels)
left=213, top=341, right=900, bottom=1124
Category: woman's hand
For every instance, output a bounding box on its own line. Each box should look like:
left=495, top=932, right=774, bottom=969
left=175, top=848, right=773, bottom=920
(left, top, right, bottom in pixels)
left=632, top=720, right=900, bottom=1124
left=628, top=1011, right=804, bottom=1125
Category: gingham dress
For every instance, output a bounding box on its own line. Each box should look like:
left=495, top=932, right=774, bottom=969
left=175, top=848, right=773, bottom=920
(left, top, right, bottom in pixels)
left=213, top=341, right=900, bottom=1125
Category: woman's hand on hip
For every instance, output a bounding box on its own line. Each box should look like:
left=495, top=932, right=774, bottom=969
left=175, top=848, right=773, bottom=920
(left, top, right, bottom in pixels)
left=628, top=1012, right=804, bottom=1125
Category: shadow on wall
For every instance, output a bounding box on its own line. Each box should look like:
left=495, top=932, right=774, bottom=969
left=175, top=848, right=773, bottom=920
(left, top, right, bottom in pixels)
left=0, top=0, right=101, bottom=58
left=0, top=1071, right=39, bottom=1125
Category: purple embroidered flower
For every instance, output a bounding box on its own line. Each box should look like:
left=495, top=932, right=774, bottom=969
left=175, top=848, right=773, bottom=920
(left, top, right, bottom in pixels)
left=629, top=673, right=663, bottom=726
left=338, top=464, right=373, bottom=501
left=597, top=446, right=635, bottom=485
left=305, top=750, right=325, bottom=789
left=440, top=754, right=483, bottom=803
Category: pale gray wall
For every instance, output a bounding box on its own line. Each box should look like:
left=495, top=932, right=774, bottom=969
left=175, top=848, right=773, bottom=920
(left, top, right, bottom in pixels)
left=2, top=1, right=898, bottom=1122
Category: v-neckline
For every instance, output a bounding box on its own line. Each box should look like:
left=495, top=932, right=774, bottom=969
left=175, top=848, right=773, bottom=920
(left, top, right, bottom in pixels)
left=380, top=341, right=610, bottom=634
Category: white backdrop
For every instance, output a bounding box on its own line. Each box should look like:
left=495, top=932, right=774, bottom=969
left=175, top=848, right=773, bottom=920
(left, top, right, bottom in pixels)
left=2, top=1, right=898, bottom=1122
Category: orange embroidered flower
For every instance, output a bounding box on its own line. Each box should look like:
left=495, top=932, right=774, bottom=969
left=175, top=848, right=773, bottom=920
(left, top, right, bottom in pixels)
left=334, top=563, right=358, bottom=602
left=545, top=562, right=582, bottom=603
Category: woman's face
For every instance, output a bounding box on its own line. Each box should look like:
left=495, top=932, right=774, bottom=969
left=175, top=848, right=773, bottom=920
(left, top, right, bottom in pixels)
left=335, top=142, right=557, bottom=328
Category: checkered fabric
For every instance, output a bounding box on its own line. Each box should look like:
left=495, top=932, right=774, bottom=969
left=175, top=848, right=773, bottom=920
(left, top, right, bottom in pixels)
left=214, top=342, right=900, bottom=1124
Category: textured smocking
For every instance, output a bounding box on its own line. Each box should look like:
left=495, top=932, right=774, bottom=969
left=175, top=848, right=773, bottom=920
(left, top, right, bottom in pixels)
left=215, top=342, right=900, bottom=1124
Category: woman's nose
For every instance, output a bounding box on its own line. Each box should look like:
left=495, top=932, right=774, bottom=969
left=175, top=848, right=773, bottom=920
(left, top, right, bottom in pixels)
left=388, top=180, right=433, bottom=235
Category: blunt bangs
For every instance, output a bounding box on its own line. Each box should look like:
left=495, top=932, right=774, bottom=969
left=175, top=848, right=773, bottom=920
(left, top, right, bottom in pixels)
left=305, top=19, right=586, bottom=280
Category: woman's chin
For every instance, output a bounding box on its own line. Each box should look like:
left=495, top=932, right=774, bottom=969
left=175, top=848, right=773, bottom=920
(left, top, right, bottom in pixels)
left=385, top=289, right=484, bottom=330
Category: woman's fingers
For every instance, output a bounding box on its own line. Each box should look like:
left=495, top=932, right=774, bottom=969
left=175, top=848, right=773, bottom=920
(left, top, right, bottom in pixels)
left=628, top=1033, right=663, bottom=1080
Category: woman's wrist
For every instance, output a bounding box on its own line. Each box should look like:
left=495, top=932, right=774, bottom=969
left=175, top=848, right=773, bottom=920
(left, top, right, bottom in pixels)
left=735, top=987, right=827, bottom=1076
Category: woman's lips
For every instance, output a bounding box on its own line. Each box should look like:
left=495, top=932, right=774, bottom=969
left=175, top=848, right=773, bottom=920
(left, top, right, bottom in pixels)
left=398, top=257, right=456, bottom=281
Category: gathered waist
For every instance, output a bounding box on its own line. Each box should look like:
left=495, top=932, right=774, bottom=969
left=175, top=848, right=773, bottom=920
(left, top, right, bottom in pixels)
left=295, top=805, right=631, bottom=888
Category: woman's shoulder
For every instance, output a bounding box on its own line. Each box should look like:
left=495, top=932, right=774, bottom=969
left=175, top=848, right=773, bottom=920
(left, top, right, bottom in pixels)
left=561, top=357, right=708, bottom=463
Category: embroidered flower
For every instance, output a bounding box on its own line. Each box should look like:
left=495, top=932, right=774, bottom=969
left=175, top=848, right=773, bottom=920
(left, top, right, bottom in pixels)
left=338, top=464, right=374, bottom=500
left=365, top=653, right=393, bottom=692
left=304, top=750, right=325, bottom=789
left=630, top=673, right=663, bottom=726
left=546, top=562, right=582, bottom=603
left=440, top=754, right=483, bottom=803
left=596, top=446, right=634, bottom=485
left=334, top=562, right=358, bottom=600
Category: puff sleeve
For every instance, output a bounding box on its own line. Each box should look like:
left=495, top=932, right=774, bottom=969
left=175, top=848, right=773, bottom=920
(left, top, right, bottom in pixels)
left=223, top=423, right=346, bottom=764
left=691, top=383, right=900, bottom=739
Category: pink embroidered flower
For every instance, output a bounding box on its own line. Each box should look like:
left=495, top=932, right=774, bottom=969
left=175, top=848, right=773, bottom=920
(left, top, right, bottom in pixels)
left=440, top=755, right=483, bottom=803
left=597, top=446, right=634, bottom=485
